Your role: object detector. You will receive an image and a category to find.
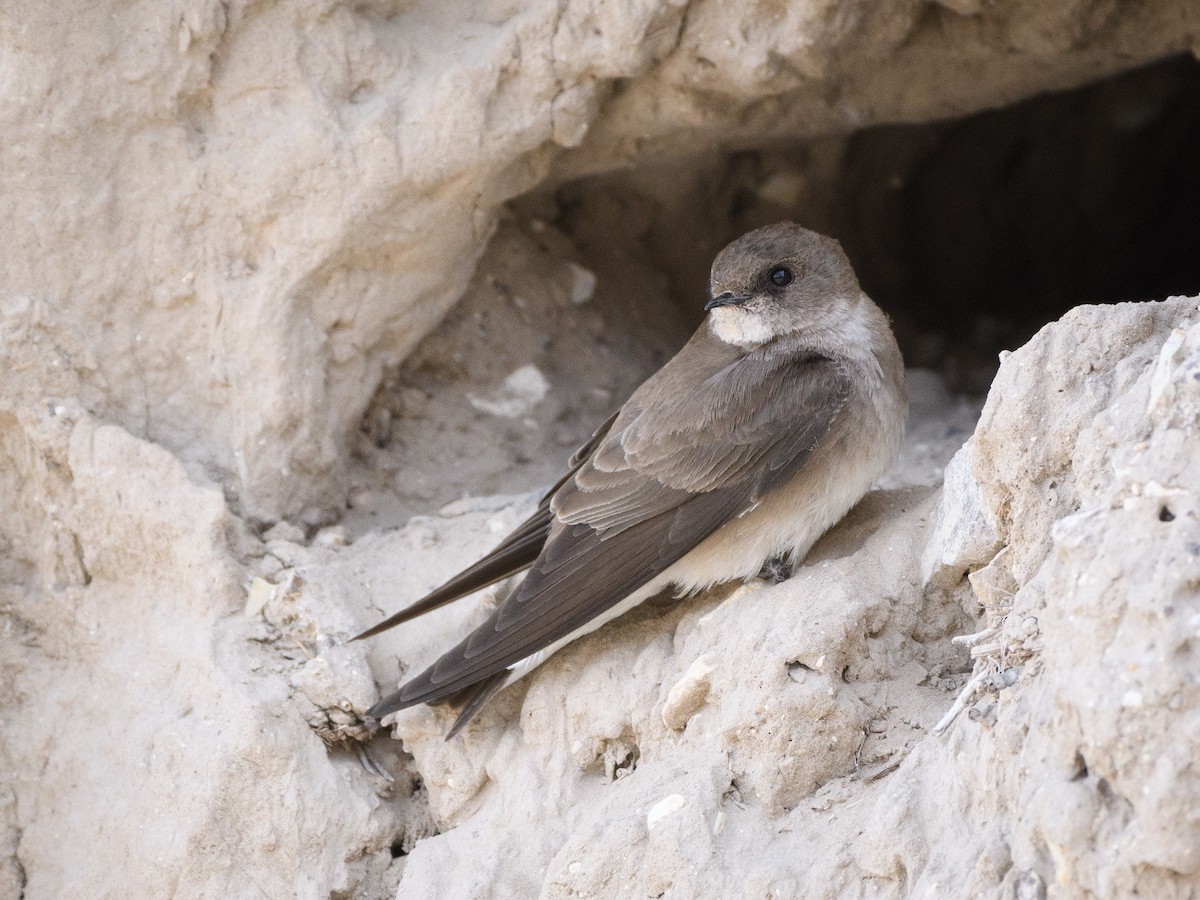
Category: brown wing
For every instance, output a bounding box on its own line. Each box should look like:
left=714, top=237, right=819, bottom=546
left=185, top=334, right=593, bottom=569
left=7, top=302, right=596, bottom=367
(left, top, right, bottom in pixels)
left=352, top=412, right=620, bottom=641
left=370, top=333, right=851, bottom=717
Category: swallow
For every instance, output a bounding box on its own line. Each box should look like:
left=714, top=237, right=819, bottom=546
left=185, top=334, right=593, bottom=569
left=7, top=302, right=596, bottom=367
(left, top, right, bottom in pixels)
left=356, top=222, right=907, bottom=738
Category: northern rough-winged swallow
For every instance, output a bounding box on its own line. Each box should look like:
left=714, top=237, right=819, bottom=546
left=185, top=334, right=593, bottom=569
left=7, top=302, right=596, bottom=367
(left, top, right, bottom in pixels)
left=357, top=222, right=907, bottom=737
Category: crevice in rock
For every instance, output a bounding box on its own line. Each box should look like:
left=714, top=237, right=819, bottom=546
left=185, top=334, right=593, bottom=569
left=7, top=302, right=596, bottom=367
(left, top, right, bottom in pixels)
left=1071, top=751, right=1090, bottom=782
left=786, top=659, right=814, bottom=681
left=837, top=54, right=1200, bottom=383
left=721, top=778, right=746, bottom=809
left=590, top=729, right=641, bottom=782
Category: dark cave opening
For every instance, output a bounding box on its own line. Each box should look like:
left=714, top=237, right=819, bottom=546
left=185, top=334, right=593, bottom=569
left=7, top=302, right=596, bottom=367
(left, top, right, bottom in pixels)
left=837, top=53, right=1200, bottom=377
left=548, top=53, right=1200, bottom=391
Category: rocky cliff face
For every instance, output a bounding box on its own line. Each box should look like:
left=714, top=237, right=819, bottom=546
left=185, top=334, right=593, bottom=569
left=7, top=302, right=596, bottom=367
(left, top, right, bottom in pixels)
left=2, top=2, right=1199, bottom=898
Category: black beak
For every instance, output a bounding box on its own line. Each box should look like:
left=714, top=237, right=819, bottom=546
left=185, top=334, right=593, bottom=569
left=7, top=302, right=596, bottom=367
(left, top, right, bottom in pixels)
left=704, top=292, right=752, bottom=311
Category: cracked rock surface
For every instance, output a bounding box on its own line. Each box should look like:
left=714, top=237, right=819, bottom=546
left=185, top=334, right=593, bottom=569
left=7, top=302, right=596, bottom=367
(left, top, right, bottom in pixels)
left=3, top=1, right=1200, bottom=898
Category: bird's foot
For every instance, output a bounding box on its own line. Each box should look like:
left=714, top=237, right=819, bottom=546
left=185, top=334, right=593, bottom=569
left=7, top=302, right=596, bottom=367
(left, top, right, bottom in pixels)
left=757, top=556, right=793, bottom=585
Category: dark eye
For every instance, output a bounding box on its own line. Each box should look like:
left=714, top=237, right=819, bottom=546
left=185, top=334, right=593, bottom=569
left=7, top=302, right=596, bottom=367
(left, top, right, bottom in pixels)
left=769, top=266, right=793, bottom=287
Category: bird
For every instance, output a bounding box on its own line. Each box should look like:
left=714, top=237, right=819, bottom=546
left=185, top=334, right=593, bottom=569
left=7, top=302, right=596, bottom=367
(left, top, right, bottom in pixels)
left=356, top=222, right=907, bottom=738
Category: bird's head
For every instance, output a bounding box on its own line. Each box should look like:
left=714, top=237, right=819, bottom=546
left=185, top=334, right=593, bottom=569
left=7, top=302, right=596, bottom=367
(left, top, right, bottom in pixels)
left=705, top=222, right=862, bottom=348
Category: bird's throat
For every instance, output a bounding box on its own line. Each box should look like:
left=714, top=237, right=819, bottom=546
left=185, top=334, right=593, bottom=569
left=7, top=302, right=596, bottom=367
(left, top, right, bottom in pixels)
left=709, top=308, right=773, bottom=348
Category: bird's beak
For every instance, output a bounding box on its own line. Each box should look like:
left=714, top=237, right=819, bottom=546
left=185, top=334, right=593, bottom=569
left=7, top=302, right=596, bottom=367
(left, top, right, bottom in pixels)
left=704, top=292, right=752, bottom=311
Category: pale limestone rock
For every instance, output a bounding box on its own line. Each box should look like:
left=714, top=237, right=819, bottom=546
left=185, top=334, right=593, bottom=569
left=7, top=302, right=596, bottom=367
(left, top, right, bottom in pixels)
left=661, top=653, right=715, bottom=731
left=290, top=642, right=379, bottom=747
left=385, top=486, right=969, bottom=896
left=646, top=794, right=688, bottom=829
left=466, top=364, right=550, bottom=419
left=0, top=414, right=404, bottom=898
left=566, top=262, right=597, bottom=305
left=3, top=1, right=1200, bottom=896
left=939, top=296, right=1200, bottom=892
left=921, top=442, right=1003, bottom=588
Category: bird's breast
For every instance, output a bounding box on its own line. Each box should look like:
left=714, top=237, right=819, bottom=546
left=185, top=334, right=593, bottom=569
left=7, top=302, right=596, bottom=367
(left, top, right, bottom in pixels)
left=664, top=372, right=906, bottom=594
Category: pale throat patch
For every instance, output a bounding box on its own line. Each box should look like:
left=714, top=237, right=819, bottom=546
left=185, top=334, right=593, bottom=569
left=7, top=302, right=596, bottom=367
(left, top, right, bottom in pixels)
left=709, top=307, right=774, bottom=347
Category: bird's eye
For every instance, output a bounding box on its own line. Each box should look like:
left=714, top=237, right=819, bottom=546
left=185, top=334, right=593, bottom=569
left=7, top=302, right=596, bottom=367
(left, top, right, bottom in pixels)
left=769, top=266, right=793, bottom=287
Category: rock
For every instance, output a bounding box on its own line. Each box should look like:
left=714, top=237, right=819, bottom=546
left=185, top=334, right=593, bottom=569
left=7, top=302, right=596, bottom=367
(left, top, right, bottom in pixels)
left=0, top=414, right=405, bottom=898
left=661, top=654, right=715, bottom=731
left=878, top=368, right=985, bottom=491
left=907, top=295, right=1200, bottom=895
left=290, top=643, right=379, bottom=747
left=646, top=794, right=688, bottom=829
left=11, top=292, right=1200, bottom=895
left=921, top=442, right=1004, bottom=589
left=385, top=485, right=968, bottom=895
left=566, top=262, right=597, bottom=305
left=4, top=1, right=1200, bottom=896
left=466, top=364, right=550, bottom=419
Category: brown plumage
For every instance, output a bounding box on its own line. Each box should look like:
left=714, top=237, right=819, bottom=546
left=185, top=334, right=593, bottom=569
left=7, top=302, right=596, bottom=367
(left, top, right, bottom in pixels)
left=356, top=223, right=907, bottom=738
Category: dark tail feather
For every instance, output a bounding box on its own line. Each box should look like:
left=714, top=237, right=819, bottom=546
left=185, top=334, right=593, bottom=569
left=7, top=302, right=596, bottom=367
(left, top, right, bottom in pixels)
left=367, top=686, right=415, bottom=721
left=351, top=508, right=551, bottom=641
left=444, top=672, right=509, bottom=740
left=366, top=669, right=509, bottom=736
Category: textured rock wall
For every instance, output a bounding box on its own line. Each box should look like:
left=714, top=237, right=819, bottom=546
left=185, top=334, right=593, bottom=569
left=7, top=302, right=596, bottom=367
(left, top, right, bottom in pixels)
left=3, top=1, right=1200, bottom=898
left=915, top=297, right=1200, bottom=897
